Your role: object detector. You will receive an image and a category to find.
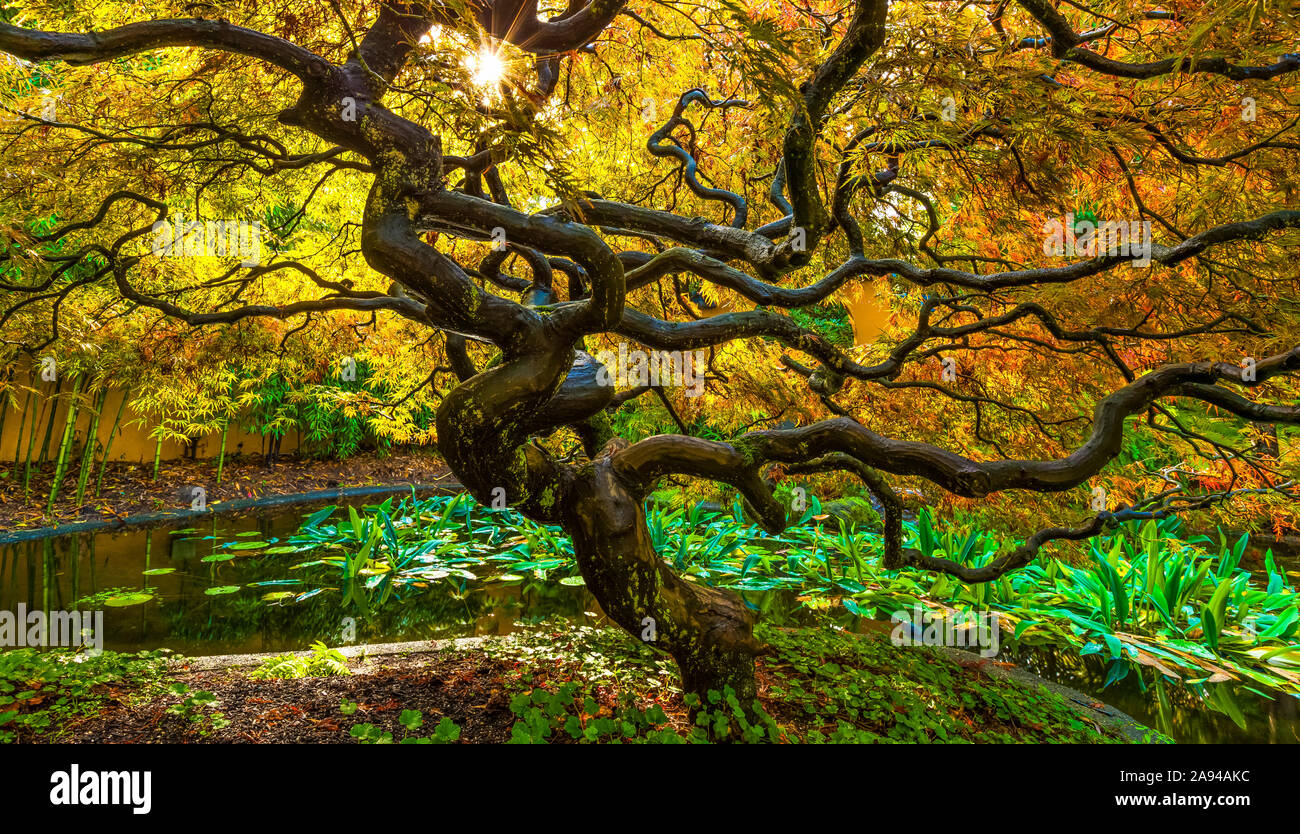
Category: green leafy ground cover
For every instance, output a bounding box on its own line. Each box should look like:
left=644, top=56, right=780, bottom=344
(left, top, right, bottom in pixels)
left=2, top=624, right=1152, bottom=743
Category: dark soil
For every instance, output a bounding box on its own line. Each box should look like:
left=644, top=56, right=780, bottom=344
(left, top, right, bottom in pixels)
left=0, top=449, right=452, bottom=530
left=65, top=652, right=515, bottom=744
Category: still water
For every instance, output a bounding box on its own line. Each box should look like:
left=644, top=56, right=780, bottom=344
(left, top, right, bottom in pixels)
left=0, top=502, right=597, bottom=656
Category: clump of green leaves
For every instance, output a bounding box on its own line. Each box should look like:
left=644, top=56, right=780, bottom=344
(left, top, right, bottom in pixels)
left=349, top=708, right=461, bottom=744
left=787, top=302, right=855, bottom=348
left=506, top=681, right=684, bottom=744
left=249, top=642, right=351, bottom=680
left=165, top=682, right=229, bottom=736
left=0, top=648, right=169, bottom=742
left=683, top=689, right=784, bottom=743
left=758, top=625, right=1137, bottom=743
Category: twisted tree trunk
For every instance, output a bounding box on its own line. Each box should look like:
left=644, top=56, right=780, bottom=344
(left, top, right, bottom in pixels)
left=5, top=0, right=1300, bottom=710
left=564, top=453, right=762, bottom=702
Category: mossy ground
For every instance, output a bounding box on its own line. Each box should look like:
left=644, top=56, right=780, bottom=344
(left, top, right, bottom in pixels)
left=486, top=622, right=1150, bottom=743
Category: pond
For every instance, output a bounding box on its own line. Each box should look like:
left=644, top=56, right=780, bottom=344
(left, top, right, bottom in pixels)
left=1, top=500, right=1297, bottom=744
left=1001, top=644, right=1300, bottom=744
left=0, top=501, right=599, bottom=656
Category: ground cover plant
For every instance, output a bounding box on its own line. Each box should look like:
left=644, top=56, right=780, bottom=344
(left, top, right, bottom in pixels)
left=5, top=623, right=1153, bottom=743
left=0, top=647, right=169, bottom=742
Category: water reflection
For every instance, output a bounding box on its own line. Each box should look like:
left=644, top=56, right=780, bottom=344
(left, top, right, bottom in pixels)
left=0, top=503, right=598, bottom=656
left=1003, top=644, right=1300, bottom=744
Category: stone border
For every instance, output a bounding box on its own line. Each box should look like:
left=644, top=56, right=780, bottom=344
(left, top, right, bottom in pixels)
left=172, top=637, right=491, bottom=672
left=0, top=480, right=465, bottom=545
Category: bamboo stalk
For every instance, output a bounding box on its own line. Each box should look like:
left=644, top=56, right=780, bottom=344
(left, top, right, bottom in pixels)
left=11, top=388, right=32, bottom=461
left=74, top=387, right=106, bottom=507
left=0, top=369, right=11, bottom=458
left=151, top=433, right=163, bottom=481
left=216, top=419, right=229, bottom=484
left=47, top=374, right=84, bottom=514
left=21, top=381, right=46, bottom=502
left=95, top=388, right=130, bottom=498
left=36, top=375, right=64, bottom=464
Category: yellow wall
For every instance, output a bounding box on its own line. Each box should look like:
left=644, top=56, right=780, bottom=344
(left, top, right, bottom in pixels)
left=0, top=370, right=298, bottom=465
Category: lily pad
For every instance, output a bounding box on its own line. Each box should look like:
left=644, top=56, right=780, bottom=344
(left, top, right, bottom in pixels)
left=104, top=592, right=155, bottom=607
left=142, top=568, right=176, bottom=576
left=204, top=586, right=241, bottom=596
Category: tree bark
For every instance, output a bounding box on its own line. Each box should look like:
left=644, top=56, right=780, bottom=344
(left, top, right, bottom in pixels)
left=562, top=453, right=761, bottom=704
